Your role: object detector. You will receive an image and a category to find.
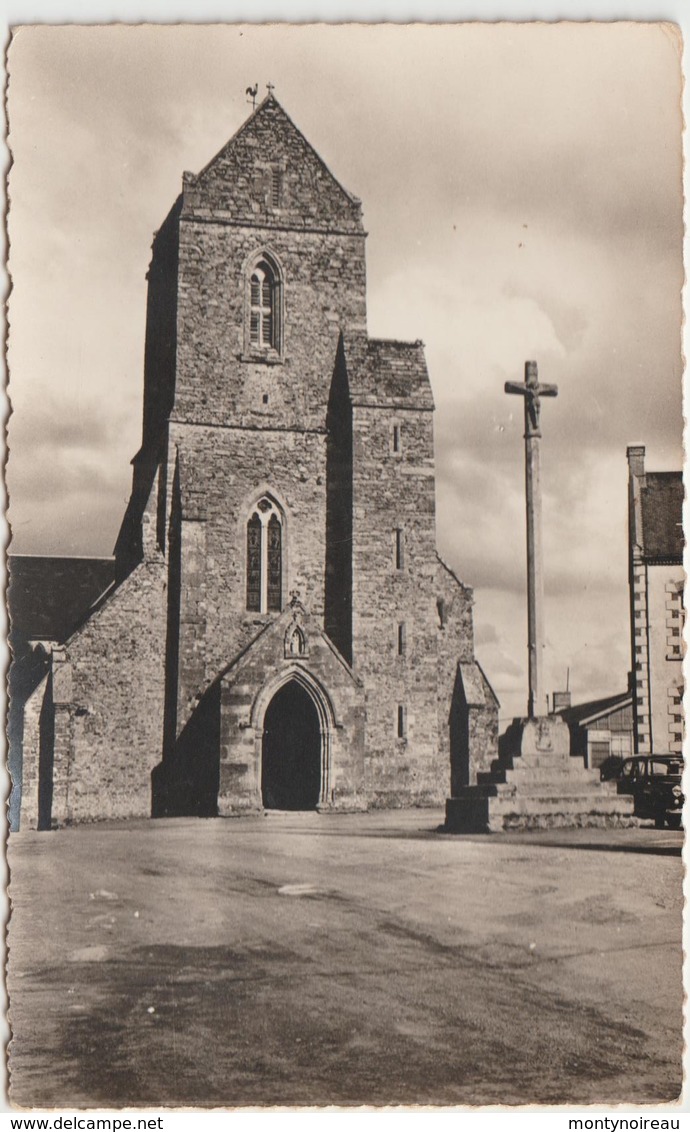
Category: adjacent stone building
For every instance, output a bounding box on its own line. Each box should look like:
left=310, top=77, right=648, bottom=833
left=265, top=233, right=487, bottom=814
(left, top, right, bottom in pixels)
left=14, top=94, right=498, bottom=828
left=626, top=445, right=683, bottom=756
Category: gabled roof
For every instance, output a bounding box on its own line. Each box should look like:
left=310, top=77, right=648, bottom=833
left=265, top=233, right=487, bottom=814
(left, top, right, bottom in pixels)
left=342, top=333, right=434, bottom=410
left=555, top=691, right=632, bottom=728
left=640, top=471, right=683, bottom=562
left=458, top=661, right=500, bottom=709
left=182, top=95, right=363, bottom=233
left=8, top=555, right=116, bottom=644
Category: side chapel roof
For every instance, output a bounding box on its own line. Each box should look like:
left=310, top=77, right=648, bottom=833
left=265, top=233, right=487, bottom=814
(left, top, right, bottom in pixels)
left=8, top=555, right=116, bottom=645
left=341, top=333, right=435, bottom=410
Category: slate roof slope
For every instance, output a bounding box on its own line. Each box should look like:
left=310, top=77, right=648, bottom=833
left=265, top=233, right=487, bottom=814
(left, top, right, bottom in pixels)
left=555, top=691, right=632, bottom=728
left=640, top=471, right=683, bottom=562
left=182, top=94, right=363, bottom=232
left=8, top=555, right=116, bottom=644
left=343, top=334, right=434, bottom=410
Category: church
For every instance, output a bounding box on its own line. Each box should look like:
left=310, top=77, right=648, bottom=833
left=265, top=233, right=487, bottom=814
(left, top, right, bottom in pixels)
left=13, top=94, right=498, bottom=828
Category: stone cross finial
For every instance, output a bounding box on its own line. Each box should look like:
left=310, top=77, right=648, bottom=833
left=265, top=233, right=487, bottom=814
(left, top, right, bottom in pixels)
left=266, top=82, right=275, bottom=97
left=505, top=361, right=559, bottom=718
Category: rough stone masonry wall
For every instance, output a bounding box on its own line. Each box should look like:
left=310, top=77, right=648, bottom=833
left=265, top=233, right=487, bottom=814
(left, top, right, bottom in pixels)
left=18, top=674, right=50, bottom=830
left=324, top=344, right=353, bottom=664
left=468, top=671, right=500, bottom=781
left=436, top=560, right=475, bottom=790
left=47, top=554, right=168, bottom=824
left=183, top=97, right=363, bottom=235
left=169, top=420, right=329, bottom=734
left=172, top=221, right=366, bottom=434
left=217, top=610, right=366, bottom=814
left=351, top=405, right=444, bottom=805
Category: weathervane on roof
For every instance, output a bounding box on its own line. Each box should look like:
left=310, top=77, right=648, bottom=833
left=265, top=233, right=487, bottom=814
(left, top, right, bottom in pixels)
left=246, top=83, right=259, bottom=110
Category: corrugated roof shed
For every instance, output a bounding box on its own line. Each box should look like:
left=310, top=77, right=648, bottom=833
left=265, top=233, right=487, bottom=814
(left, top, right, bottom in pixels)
left=556, top=691, right=631, bottom=728
left=641, top=471, right=683, bottom=562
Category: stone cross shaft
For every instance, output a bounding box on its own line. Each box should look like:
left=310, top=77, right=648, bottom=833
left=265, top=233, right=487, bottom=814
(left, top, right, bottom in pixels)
left=505, top=360, right=558, bottom=719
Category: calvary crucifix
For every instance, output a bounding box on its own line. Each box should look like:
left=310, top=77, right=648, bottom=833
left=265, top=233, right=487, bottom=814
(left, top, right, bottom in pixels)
left=505, top=360, right=559, bottom=719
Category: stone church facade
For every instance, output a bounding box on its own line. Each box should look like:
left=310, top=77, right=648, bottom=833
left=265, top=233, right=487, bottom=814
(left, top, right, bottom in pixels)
left=16, top=95, right=498, bottom=828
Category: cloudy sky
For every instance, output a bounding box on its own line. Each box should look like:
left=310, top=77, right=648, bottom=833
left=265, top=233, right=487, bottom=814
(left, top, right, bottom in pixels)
left=6, top=22, right=683, bottom=725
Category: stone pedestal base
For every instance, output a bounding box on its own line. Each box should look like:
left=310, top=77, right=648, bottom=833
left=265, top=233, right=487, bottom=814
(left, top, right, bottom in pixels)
left=445, top=715, right=635, bottom=833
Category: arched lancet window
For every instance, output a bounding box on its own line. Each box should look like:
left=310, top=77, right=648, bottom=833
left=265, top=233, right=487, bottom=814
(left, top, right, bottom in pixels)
left=246, top=496, right=283, bottom=613
left=249, top=257, right=281, bottom=352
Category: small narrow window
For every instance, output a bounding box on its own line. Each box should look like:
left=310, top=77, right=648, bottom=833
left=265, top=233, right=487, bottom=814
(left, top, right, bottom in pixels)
left=397, top=704, right=407, bottom=739
left=270, top=168, right=282, bottom=208
left=392, top=423, right=402, bottom=455
left=397, top=623, right=406, bottom=656
left=394, top=528, right=404, bottom=570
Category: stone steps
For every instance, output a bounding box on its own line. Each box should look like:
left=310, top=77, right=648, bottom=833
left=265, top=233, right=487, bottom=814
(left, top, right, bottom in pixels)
left=494, top=780, right=619, bottom=799
left=445, top=789, right=633, bottom=832
left=493, top=756, right=570, bottom=774
left=478, top=765, right=602, bottom=787
left=446, top=715, right=635, bottom=832
left=484, top=791, right=631, bottom=815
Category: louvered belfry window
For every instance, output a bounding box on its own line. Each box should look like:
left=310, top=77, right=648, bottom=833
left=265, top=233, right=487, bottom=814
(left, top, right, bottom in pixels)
left=246, top=497, right=283, bottom=613
left=270, top=168, right=282, bottom=208
left=250, top=261, right=275, bottom=348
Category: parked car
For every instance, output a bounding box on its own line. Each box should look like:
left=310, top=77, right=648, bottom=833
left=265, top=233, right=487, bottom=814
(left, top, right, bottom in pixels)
left=614, top=755, right=684, bottom=829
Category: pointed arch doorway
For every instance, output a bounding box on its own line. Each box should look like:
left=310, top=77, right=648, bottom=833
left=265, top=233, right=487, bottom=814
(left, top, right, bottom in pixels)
left=261, top=679, right=322, bottom=810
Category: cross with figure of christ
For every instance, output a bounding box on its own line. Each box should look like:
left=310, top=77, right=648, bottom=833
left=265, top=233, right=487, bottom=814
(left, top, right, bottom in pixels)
left=505, top=361, right=559, bottom=719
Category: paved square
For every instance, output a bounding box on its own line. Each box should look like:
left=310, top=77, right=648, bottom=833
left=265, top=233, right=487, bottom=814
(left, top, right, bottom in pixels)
left=8, top=813, right=683, bottom=1107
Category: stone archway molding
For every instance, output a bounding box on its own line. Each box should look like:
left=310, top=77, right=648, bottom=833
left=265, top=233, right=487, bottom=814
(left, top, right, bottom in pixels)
left=251, top=664, right=337, bottom=808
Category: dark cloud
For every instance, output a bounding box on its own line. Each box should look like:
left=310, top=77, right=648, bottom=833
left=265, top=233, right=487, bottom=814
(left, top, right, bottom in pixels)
left=6, top=24, right=682, bottom=724
left=8, top=398, right=119, bottom=451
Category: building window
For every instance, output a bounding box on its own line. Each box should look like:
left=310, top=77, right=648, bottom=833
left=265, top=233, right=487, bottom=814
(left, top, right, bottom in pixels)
left=588, top=740, right=610, bottom=769
left=246, top=496, right=283, bottom=613
left=397, top=704, right=407, bottom=739
left=246, top=513, right=262, bottom=611
left=397, top=622, right=406, bottom=656
left=246, top=253, right=283, bottom=357
left=394, top=528, right=404, bottom=570
left=250, top=261, right=276, bottom=348
left=270, top=168, right=282, bottom=208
